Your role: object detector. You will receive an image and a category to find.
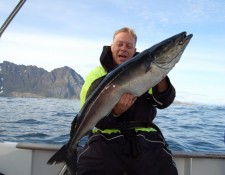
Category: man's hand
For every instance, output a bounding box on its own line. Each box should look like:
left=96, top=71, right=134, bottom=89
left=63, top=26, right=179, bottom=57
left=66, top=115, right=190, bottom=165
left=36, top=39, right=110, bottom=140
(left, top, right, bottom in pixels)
left=112, top=93, right=137, bottom=117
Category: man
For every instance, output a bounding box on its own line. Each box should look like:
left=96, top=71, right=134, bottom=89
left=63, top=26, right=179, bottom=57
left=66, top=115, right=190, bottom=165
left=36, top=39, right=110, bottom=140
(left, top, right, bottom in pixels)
left=77, top=27, right=178, bottom=175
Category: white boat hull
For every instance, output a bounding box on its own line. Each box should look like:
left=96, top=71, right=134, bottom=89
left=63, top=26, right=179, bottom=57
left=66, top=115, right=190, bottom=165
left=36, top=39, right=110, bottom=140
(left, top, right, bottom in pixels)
left=0, top=142, right=224, bottom=175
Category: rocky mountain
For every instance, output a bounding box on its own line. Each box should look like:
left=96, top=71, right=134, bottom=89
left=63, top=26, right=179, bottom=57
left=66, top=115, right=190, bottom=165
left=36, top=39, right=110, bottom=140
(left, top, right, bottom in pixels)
left=0, top=61, right=84, bottom=98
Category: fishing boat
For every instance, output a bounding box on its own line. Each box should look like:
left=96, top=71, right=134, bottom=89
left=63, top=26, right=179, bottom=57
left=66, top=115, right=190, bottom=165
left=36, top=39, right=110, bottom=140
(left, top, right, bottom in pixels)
left=0, top=142, right=224, bottom=175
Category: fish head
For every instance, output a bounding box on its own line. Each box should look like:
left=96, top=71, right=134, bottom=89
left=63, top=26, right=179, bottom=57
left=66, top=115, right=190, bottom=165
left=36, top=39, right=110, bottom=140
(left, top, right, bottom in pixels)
left=151, top=32, right=193, bottom=70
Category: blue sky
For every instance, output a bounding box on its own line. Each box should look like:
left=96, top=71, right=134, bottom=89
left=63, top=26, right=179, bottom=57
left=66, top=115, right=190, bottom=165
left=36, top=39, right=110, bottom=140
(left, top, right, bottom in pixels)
left=0, top=0, right=225, bottom=105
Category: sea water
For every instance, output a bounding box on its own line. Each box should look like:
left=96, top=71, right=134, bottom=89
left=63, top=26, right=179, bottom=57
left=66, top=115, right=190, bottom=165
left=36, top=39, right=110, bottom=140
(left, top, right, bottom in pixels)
left=0, top=97, right=224, bottom=153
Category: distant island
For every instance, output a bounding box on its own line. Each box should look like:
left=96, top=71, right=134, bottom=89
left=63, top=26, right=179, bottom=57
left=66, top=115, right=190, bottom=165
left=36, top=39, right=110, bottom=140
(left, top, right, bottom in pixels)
left=0, top=61, right=84, bottom=99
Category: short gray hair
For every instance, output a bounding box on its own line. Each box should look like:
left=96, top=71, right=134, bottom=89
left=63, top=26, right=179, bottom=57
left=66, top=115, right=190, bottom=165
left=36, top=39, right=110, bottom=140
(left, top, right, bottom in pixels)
left=113, top=27, right=137, bottom=44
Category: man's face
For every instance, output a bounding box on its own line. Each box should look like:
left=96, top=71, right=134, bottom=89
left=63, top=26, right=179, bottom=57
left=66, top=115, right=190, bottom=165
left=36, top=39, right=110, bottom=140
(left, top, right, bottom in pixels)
left=111, top=32, right=136, bottom=65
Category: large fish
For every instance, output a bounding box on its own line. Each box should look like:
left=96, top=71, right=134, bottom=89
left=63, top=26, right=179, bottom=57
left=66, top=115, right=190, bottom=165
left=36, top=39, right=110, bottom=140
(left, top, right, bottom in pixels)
left=47, top=31, right=193, bottom=174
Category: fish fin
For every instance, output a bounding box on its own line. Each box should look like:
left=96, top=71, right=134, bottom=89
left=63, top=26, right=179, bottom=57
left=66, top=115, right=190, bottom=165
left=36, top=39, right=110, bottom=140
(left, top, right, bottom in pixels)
left=47, top=144, right=77, bottom=175
left=47, top=144, right=68, bottom=164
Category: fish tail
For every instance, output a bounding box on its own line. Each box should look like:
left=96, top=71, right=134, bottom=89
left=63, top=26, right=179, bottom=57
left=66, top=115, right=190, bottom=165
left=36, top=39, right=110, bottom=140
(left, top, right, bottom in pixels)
left=47, top=144, right=68, bottom=164
left=65, top=150, right=77, bottom=175
left=47, top=144, right=77, bottom=175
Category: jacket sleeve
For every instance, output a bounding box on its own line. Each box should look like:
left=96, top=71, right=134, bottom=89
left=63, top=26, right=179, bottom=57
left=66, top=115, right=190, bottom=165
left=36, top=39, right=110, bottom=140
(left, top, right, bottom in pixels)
left=150, top=76, right=176, bottom=109
left=80, top=66, right=107, bottom=108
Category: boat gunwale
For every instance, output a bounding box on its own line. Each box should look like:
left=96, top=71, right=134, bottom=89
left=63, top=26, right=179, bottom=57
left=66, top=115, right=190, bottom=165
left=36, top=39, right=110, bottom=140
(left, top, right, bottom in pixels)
left=16, top=142, right=225, bottom=159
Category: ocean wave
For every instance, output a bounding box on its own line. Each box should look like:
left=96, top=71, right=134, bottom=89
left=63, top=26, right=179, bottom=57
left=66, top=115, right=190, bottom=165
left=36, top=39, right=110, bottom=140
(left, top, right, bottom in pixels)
left=15, top=119, right=46, bottom=125
left=15, top=132, right=49, bottom=138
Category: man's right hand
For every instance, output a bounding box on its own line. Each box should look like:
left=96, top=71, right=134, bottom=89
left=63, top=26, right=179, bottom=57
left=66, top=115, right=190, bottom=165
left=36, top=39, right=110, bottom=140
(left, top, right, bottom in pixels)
left=112, top=93, right=137, bottom=117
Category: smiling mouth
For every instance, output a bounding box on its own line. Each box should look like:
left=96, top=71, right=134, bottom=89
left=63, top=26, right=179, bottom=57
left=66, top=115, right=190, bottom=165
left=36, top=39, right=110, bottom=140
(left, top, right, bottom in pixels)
left=118, top=54, right=127, bottom=59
